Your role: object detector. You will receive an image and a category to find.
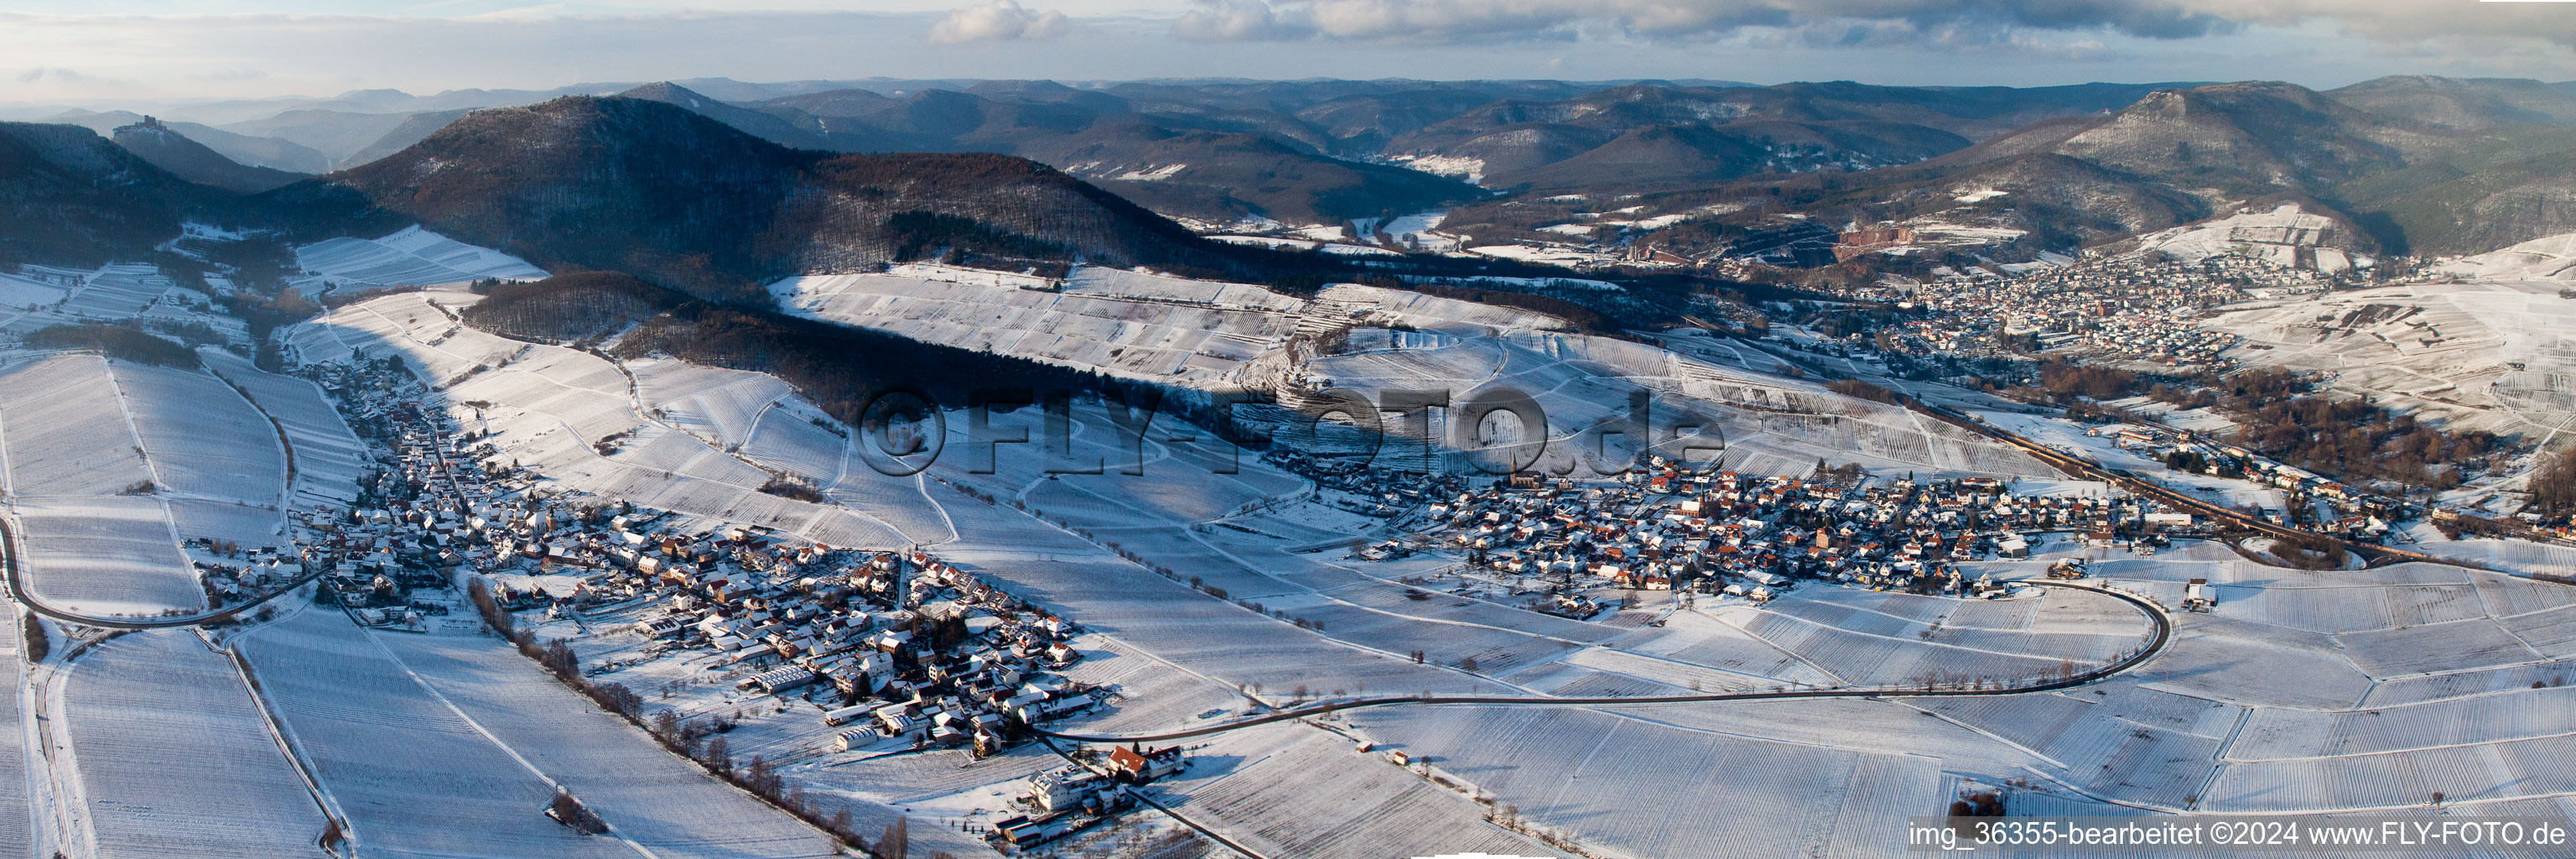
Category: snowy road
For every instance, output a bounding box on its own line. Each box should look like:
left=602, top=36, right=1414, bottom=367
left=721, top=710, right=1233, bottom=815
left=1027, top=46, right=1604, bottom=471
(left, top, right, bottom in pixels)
left=1033, top=580, right=2170, bottom=744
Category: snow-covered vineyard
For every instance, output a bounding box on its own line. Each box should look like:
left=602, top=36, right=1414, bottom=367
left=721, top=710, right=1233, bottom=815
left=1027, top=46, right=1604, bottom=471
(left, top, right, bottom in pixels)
left=9, top=239, right=2576, bottom=859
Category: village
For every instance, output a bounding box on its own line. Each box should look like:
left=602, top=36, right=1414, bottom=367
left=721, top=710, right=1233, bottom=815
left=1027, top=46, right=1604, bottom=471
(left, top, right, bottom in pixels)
left=158, top=257, right=2452, bottom=858
left=1720, top=252, right=2440, bottom=541
left=1862, top=254, right=2331, bottom=367
left=253, top=351, right=1211, bottom=853
left=1411, top=461, right=2219, bottom=609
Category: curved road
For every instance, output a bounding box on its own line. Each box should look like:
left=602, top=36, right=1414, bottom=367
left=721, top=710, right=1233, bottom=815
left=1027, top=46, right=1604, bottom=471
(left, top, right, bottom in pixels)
left=0, top=517, right=324, bottom=630
left=1036, top=579, right=2171, bottom=744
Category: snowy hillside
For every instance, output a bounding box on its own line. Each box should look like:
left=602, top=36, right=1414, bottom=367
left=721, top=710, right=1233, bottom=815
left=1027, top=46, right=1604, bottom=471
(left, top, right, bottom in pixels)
left=293, top=226, right=548, bottom=294
left=773, top=263, right=2050, bottom=481
left=2205, top=281, right=2576, bottom=445
left=2438, top=231, right=2576, bottom=282
left=2116, top=203, right=2366, bottom=271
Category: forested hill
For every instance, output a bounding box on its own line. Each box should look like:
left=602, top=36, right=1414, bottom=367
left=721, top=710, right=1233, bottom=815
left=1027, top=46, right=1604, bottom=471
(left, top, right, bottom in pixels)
left=284, top=96, right=1270, bottom=302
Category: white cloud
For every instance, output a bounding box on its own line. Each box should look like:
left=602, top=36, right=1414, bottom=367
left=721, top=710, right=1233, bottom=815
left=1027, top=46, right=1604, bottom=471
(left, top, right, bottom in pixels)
left=1173, top=0, right=1306, bottom=40
left=17, top=67, right=96, bottom=83
left=1156, top=0, right=2576, bottom=48
left=928, top=0, right=1071, bottom=43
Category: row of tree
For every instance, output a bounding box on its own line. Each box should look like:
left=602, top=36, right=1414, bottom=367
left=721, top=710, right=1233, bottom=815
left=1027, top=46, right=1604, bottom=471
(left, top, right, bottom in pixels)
left=466, top=576, right=946, bottom=856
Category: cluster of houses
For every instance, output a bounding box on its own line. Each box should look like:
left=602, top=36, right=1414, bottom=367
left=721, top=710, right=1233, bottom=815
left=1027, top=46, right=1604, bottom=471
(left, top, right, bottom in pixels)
left=286, top=359, right=511, bottom=627
left=2091, top=423, right=2404, bottom=532
left=1426, top=467, right=2219, bottom=601
left=615, top=542, right=1109, bottom=757
left=292, top=353, right=1114, bottom=759
left=185, top=540, right=299, bottom=609
left=1259, top=448, right=1469, bottom=518
left=997, top=744, right=1188, bottom=850
left=1845, top=254, right=2324, bottom=366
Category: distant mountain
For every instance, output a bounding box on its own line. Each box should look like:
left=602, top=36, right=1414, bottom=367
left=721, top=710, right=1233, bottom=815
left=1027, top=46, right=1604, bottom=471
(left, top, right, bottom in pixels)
left=621, top=82, right=838, bottom=151
left=1603, top=78, right=2576, bottom=263
left=111, top=118, right=307, bottom=194
left=1033, top=119, right=1481, bottom=228
left=1381, top=81, right=2182, bottom=192
left=0, top=122, right=208, bottom=268
left=299, top=96, right=1259, bottom=300
left=632, top=82, right=1485, bottom=226
left=219, top=109, right=439, bottom=165
left=43, top=74, right=2576, bottom=274
left=2043, top=82, right=2415, bottom=195
left=2325, top=75, right=2576, bottom=131
left=334, top=109, right=474, bottom=170
left=43, top=110, right=330, bottom=173
left=1493, top=120, right=1971, bottom=190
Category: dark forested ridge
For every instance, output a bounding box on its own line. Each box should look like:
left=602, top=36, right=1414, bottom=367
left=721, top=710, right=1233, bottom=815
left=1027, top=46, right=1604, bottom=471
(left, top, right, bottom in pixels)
left=302, top=96, right=1277, bottom=302
left=109, top=119, right=307, bottom=195
left=460, top=272, right=692, bottom=341
left=0, top=122, right=216, bottom=270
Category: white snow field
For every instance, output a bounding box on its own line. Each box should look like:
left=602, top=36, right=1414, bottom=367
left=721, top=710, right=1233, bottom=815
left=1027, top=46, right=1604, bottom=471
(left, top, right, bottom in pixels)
left=112, top=359, right=288, bottom=508
left=201, top=349, right=371, bottom=509
left=10, top=496, right=198, bottom=616
left=1142, top=722, right=1572, bottom=859
left=0, top=354, right=153, bottom=497
left=290, top=290, right=910, bottom=549
left=234, top=610, right=645, bottom=859
left=379, top=632, right=844, bottom=858
left=2202, top=280, right=2576, bottom=441
left=1345, top=704, right=1940, bottom=859
left=0, top=351, right=309, bottom=612
left=0, top=609, right=30, bottom=857
left=55, top=264, right=176, bottom=321
left=2440, top=231, right=2576, bottom=282
left=774, top=265, right=2054, bottom=481
left=2115, top=203, right=2362, bottom=271
left=61, top=630, right=331, bottom=859
left=1893, top=554, right=2576, bottom=820
left=771, top=265, right=1307, bottom=386
left=293, top=226, right=548, bottom=293
left=0, top=269, right=67, bottom=309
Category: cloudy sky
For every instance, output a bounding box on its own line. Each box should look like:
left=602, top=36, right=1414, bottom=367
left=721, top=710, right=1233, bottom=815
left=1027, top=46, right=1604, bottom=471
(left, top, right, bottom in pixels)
left=10, top=1, right=2576, bottom=104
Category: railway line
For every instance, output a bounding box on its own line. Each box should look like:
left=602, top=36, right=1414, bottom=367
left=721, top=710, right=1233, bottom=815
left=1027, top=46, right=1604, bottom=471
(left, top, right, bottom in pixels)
left=1898, top=398, right=2455, bottom=567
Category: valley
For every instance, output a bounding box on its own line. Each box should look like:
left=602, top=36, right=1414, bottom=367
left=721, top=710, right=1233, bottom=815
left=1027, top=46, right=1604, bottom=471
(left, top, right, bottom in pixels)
left=16, top=58, right=2576, bottom=859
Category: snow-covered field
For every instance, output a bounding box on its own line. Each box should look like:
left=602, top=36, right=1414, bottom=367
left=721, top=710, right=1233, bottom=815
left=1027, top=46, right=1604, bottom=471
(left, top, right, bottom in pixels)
left=0, top=354, right=152, bottom=497
left=55, top=264, right=177, bottom=321
left=114, top=360, right=287, bottom=508
left=1346, top=704, right=1939, bottom=858
left=2202, top=281, right=2574, bottom=442
left=771, top=267, right=1303, bottom=386
left=0, top=270, right=67, bottom=310
left=1914, top=552, right=2576, bottom=818
left=2118, top=204, right=2363, bottom=271
left=379, top=632, right=844, bottom=858
left=61, top=630, right=331, bottom=858
left=1145, top=722, right=1569, bottom=859
left=236, top=609, right=670, bottom=859
left=2439, top=231, right=2576, bottom=282
left=773, top=265, right=2049, bottom=481
left=0, top=351, right=312, bottom=614
left=11, top=497, right=200, bottom=618
left=201, top=350, right=371, bottom=509
left=293, top=226, right=547, bottom=293
left=288, top=290, right=911, bottom=549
